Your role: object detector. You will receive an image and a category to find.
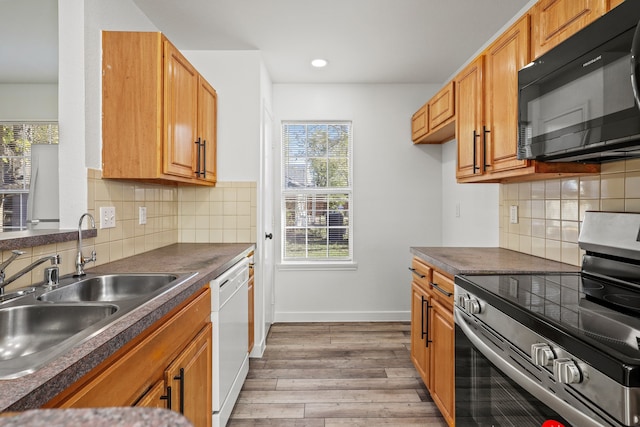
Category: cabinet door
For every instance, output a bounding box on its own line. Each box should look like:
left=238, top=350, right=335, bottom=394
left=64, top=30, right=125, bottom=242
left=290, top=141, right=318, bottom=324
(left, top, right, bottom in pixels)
left=164, top=40, right=199, bottom=179
left=198, top=76, right=217, bottom=184
left=531, top=0, right=607, bottom=59
left=428, top=82, right=455, bottom=131
left=410, top=281, right=431, bottom=388
left=411, top=104, right=429, bottom=143
left=429, top=297, right=455, bottom=427
left=134, top=380, right=168, bottom=409
left=167, top=323, right=212, bottom=427
left=485, top=15, right=530, bottom=174
left=455, top=57, right=484, bottom=179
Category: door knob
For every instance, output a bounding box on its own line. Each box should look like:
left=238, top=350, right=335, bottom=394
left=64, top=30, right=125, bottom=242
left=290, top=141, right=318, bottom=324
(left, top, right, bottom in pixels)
left=265, top=233, right=273, bottom=240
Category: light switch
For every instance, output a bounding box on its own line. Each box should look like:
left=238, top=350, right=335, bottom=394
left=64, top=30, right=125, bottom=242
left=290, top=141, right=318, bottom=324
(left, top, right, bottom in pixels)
left=510, top=205, right=519, bottom=224
left=139, top=206, right=147, bottom=225
left=100, top=206, right=116, bottom=229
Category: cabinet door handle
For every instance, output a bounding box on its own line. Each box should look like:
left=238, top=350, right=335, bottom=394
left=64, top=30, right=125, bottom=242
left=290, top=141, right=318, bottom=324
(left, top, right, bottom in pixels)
left=425, top=299, right=432, bottom=348
left=431, top=282, right=453, bottom=298
left=473, top=130, right=480, bottom=173
left=483, top=126, right=490, bottom=171
left=202, top=139, right=207, bottom=179
left=160, top=385, right=172, bottom=410
left=173, top=367, right=185, bottom=414
left=408, top=267, right=425, bottom=279
left=194, top=138, right=203, bottom=177
left=420, top=295, right=427, bottom=341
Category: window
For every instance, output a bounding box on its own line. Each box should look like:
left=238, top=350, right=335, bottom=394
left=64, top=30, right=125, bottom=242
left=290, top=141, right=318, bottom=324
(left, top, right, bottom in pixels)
left=281, top=121, right=353, bottom=263
left=0, top=123, right=59, bottom=231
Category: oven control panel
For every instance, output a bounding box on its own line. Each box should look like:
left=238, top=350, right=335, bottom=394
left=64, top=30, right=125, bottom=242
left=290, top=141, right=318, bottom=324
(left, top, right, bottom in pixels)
left=456, top=293, right=482, bottom=315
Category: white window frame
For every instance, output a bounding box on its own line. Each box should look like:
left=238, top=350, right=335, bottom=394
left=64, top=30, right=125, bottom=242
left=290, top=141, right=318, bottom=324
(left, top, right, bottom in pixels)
left=280, top=121, right=355, bottom=269
left=0, top=122, right=58, bottom=231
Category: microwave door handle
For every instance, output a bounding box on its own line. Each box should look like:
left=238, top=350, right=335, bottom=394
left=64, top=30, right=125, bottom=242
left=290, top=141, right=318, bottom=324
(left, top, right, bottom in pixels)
left=631, top=21, right=640, bottom=108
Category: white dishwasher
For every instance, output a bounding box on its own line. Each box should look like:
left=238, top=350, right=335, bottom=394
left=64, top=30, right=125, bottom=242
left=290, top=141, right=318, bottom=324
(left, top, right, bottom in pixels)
left=210, top=257, right=249, bottom=427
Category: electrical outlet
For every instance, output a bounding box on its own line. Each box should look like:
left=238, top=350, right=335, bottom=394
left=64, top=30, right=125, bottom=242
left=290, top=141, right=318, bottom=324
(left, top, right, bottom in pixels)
left=510, top=205, right=519, bottom=224
left=139, top=206, right=147, bottom=225
left=100, top=206, right=116, bottom=229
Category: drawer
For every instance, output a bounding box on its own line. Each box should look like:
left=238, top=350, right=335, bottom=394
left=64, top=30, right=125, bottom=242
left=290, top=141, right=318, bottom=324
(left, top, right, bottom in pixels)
left=431, top=271, right=454, bottom=308
left=410, top=257, right=432, bottom=290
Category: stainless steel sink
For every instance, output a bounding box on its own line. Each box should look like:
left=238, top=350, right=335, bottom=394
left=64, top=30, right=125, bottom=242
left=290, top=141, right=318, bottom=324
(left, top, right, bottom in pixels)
left=0, top=271, right=196, bottom=379
left=0, top=304, right=117, bottom=361
left=38, top=274, right=178, bottom=302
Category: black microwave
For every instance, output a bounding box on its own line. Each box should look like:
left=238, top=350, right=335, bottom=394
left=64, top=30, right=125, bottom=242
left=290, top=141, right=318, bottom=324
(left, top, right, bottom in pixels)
left=518, top=1, right=640, bottom=163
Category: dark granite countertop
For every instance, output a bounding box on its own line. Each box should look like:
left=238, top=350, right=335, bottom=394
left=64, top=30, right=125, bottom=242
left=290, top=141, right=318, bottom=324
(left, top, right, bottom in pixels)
left=0, top=243, right=254, bottom=412
left=0, top=229, right=97, bottom=251
left=0, top=407, right=193, bottom=426
left=410, top=247, right=580, bottom=276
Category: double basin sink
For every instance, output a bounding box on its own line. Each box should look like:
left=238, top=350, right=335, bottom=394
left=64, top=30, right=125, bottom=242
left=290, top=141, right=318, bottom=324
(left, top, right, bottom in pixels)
left=0, top=272, right=196, bottom=379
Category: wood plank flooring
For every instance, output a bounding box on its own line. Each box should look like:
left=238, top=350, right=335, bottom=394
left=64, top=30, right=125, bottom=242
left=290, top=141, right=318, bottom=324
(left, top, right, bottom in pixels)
left=228, top=322, right=447, bottom=427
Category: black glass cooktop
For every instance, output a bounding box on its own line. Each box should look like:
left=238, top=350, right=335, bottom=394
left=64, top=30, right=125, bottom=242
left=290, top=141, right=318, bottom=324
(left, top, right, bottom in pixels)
left=456, top=272, right=640, bottom=386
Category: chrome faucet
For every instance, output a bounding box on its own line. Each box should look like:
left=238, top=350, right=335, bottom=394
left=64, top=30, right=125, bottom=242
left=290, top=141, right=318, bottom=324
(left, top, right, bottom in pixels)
left=0, top=251, right=61, bottom=295
left=0, top=250, right=25, bottom=295
left=75, top=213, right=97, bottom=277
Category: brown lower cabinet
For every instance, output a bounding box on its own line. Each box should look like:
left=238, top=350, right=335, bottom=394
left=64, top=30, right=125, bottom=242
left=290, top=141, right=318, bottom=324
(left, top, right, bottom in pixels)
left=410, top=257, right=455, bottom=427
left=45, top=287, right=213, bottom=427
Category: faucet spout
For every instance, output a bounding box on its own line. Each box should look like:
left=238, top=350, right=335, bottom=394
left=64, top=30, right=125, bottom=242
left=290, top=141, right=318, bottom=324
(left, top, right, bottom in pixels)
left=0, top=250, right=25, bottom=295
left=75, top=213, right=97, bottom=277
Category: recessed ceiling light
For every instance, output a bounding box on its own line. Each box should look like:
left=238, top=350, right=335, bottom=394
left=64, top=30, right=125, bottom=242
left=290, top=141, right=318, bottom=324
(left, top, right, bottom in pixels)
left=311, top=59, right=328, bottom=68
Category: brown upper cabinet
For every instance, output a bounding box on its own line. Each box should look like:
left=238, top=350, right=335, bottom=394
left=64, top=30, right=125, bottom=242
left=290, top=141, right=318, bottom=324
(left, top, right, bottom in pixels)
left=456, top=17, right=531, bottom=181
left=530, top=0, right=607, bottom=59
left=455, top=57, right=483, bottom=180
left=411, top=104, right=429, bottom=142
left=412, top=82, right=455, bottom=144
left=455, top=15, right=599, bottom=182
left=102, top=31, right=217, bottom=186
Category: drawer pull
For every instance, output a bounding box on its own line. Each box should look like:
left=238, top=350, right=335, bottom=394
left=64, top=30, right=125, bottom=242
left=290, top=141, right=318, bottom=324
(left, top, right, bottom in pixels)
left=408, top=267, right=426, bottom=279
left=431, top=282, right=453, bottom=297
left=160, top=385, right=172, bottom=410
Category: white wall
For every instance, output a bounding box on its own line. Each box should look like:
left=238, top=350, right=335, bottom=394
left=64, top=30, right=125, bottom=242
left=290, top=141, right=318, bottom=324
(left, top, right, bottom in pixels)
left=0, top=84, right=57, bottom=121
left=57, top=0, right=158, bottom=227
left=441, top=139, right=499, bottom=246
left=272, top=84, right=442, bottom=321
left=57, top=0, right=86, bottom=228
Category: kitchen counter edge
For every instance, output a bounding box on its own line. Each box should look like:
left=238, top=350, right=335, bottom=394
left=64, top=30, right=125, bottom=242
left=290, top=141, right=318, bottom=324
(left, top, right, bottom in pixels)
left=0, top=242, right=255, bottom=412
left=410, top=247, right=580, bottom=277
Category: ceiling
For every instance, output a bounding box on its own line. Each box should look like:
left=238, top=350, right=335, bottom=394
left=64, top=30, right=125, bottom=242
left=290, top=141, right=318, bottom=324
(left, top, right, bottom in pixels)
left=1, top=0, right=533, bottom=85
left=133, top=0, right=532, bottom=84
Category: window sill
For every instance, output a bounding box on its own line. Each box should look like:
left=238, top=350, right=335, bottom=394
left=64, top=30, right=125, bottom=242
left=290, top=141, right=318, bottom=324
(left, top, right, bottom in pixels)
left=277, top=261, right=358, bottom=271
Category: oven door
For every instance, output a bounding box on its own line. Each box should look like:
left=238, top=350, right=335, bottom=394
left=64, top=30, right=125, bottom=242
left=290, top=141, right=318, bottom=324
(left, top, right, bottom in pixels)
left=455, top=322, right=568, bottom=426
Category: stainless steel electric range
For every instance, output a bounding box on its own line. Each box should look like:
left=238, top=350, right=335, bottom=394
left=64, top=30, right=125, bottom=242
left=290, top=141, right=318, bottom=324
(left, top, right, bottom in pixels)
left=455, top=211, right=640, bottom=427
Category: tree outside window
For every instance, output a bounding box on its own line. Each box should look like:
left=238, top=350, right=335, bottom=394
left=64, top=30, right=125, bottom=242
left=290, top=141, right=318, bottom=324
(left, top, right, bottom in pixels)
left=282, top=122, right=352, bottom=261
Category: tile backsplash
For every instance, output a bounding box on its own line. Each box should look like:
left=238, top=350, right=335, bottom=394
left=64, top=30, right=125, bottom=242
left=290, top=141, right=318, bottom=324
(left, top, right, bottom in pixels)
left=1, top=169, right=256, bottom=292
left=500, top=158, right=640, bottom=266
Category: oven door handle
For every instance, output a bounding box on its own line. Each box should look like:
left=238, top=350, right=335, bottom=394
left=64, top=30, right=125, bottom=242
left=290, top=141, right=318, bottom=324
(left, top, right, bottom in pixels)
left=454, top=308, right=604, bottom=427
left=632, top=18, right=640, bottom=109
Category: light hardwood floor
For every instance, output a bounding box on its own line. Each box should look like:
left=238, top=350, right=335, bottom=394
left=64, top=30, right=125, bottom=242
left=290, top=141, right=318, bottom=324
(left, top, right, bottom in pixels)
left=228, top=322, right=447, bottom=427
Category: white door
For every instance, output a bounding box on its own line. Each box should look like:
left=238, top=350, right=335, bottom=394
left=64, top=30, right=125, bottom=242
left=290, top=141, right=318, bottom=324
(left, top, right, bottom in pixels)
left=260, top=105, right=275, bottom=337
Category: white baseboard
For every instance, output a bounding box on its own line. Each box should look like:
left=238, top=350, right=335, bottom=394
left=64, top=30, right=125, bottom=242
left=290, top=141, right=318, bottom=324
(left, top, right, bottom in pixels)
left=274, top=310, right=410, bottom=323
left=249, top=336, right=266, bottom=358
